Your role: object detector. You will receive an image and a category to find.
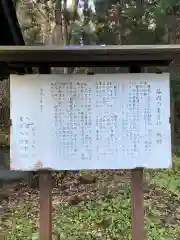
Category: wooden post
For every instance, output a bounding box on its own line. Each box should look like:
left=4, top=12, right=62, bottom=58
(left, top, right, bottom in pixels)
left=39, top=171, right=52, bottom=240
left=129, top=65, right=144, bottom=240
left=131, top=168, right=144, bottom=240
left=38, top=61, right=52, bottom=240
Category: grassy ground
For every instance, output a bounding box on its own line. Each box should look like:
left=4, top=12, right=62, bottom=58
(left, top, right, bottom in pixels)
left=1, top=153, right=180, bottom=240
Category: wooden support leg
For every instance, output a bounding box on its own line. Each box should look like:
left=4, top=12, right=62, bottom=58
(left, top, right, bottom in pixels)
left=39, top=171, right=52, bottom=240
left=131, top=168, right=144, bottom=240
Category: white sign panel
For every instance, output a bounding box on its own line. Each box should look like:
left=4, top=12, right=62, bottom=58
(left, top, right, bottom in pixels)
left=10, top=74, right=171, bottom=170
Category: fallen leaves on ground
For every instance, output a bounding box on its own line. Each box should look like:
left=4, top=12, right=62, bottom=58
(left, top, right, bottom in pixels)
left=1, top=165, right=180, bottom=240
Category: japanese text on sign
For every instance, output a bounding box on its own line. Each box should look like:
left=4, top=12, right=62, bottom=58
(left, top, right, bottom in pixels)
left=10, top=74, right=171, bottom=170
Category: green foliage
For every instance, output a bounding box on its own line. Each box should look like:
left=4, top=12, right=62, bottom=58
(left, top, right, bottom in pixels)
left=15, top=0, right=180, bottom=46
left=13, top=0, right=180, bottom=136
left=2, top=155, right=180, bottom=239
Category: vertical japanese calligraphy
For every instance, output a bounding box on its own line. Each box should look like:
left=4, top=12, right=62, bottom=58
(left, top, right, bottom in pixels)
left=156, top=88, right=162, bottom=126
left=18, top=116, right=36, bottom=161
left=50, top=80, right=93, bottom=162
left=95, top=80, right=118, bottom=161
left=155, top=88, right=163, bottom=146
left=40, top=88, right=44, bottom=112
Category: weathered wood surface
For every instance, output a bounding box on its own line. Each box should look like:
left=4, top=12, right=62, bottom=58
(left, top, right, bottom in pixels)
left=0, top=44, right=180, bottom=51
left=0, top=45, right=179, bottom=67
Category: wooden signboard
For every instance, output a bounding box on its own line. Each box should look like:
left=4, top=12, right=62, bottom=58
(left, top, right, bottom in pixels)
left=10, top=73, right=171, bottom=171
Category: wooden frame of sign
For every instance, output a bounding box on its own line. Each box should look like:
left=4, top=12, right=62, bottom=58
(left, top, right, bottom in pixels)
left=1, top=45, right=177, bottom=240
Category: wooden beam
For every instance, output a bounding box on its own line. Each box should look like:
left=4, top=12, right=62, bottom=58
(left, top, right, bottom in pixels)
left=0, top=45, right=177, bottom=67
